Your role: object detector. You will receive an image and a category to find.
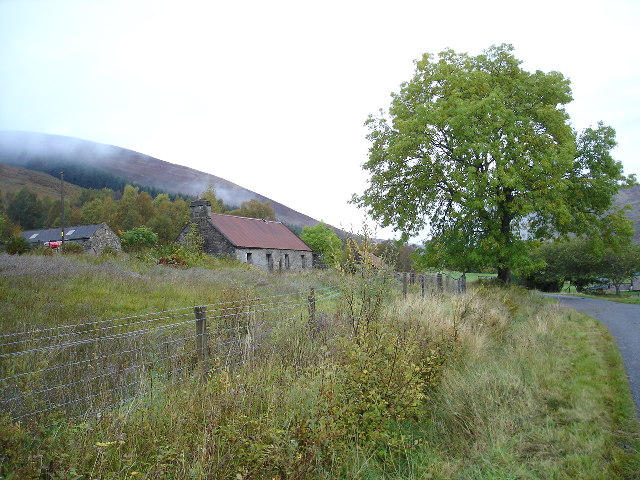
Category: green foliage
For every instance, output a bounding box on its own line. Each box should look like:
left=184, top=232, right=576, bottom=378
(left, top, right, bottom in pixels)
left=300, top=222, right=343, bottom=266
left=199, top=183, right=226, bottom=213
left=7, top=187, right=45, bottom=230
left=152, top=244, right=202, bottom=269
left=597, top=243, right=640, bottom=294
left=17, top=185, right=191, bottom=244
left=182, top=222, right=204, bottom=254
left=152, top=244, right=189, bottom=267
left=151, top=222, right=204, bottom=267
left=112, top=185, right=145, bottom=231
left=228, top=199, right=276, bottom=220
left=0, top=213, right=20, bottom=253
left=523, top=238, right=640, bottom=293
left=5, top=235, right=30, bottom=255
left=61, top=241, right=84, bottom=255
left=354, top=44, right=633, bottom=283
left=338, top=227, right=393, bottom=336
left=120, top=226, right=158, bottom=252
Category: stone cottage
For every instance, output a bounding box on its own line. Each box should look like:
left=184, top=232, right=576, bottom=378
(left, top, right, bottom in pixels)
left=177, top=200, right=312, bottom=271
left=20, top=223, right=122, bottom=254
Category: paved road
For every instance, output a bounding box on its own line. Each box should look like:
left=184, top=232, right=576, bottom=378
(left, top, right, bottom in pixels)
left=545, top=294, right=640, bottom=416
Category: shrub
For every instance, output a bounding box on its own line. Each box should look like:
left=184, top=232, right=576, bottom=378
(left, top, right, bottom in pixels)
left=5, top=236, right=30, bottom=255
left=120, top=226, right=158, bottom=252
left=29, top=245, right=54, bottom=256
left=151, top=243, right=197, bottom=267
left=61, top=242, right=84, bottom=254
left=99, top=246, right=118, bottom=257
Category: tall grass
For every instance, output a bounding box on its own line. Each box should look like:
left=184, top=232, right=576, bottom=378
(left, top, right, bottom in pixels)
left=353, top=289, right=640, bottom=479
left=1, top=254, right=639, bottom=478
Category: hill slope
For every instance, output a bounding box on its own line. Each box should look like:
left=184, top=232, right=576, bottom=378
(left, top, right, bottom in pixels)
left=616, top=185, right=640, bottom=243
left=0, top=131, right=322, bottom=230
left=0, top=163, right=85, bottom=199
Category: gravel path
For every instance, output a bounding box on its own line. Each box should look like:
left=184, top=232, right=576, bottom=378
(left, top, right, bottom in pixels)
left=544, top=294, right=640, bottom=417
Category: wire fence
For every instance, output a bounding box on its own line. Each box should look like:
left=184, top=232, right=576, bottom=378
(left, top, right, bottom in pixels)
left=0, top=271, right=464, bottom=426
left=0, top=286, right=342, bottom=425
left=394, top=271, right=467, bottom=297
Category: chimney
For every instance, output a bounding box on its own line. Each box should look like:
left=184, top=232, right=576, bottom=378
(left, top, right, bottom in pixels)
left=189, top=199, right=212, bottom=223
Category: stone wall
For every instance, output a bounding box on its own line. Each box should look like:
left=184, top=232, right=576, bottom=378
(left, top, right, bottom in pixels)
left=178, top=199, right=237, bottom=256
left=176, top=221, right=236, bottom=257
left=234, top=248, right=311, bottom=271
left=85, top=223, right=122, bottom=254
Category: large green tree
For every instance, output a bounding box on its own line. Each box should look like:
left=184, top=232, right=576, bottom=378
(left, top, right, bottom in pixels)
left=354, top=44, right=633, bottom=282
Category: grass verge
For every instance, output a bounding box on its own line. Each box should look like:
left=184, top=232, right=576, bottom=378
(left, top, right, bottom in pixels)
left=0, top=255, right=638, bottom=478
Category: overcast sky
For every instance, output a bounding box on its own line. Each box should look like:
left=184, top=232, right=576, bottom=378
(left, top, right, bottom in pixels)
left=1, top=0, right=638, bottom=239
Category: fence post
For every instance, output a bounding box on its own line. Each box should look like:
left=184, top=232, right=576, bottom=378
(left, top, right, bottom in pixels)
left=437, top=272, right=443, bottom=293
left=195, top=306, right=208, bottom=373
left=308, top=287, right=316, bottom=329
left=402, top=272, right=408, bottom=298
left=421, top=274, right=426, bottom=297
left=461, top=273, right=467, bottom=294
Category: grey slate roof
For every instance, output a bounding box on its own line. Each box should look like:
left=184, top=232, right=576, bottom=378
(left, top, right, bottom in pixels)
left=20, top=224, right=104, bottom=243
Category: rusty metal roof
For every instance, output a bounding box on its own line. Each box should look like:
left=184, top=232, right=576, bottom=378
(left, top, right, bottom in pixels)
left=209, top=214, right=311, bottom=251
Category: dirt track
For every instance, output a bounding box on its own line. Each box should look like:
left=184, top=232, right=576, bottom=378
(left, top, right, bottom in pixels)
left=545, top=294, right=640, bottom=417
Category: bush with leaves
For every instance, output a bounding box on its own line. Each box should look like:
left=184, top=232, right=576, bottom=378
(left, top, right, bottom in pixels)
left=5, top=236, right=31, bottom=255
left=120, top=226, right=158, bottom=252
left=300, top=222, right=344, bottom=267
left=151, top=223, right=204, bottom=267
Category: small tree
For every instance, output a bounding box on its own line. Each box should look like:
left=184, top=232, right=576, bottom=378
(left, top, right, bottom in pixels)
left=228, top=199, right=276, bottom=221
left=300, top=222, right=343, bottom=266
left=183, top=222, right=204, bottom=255
left=524, top=239, right=601, bottom=292
left=7, top=188, right=45, bottom=230
left=599, top=244, right=640, bottom=295
left=120, top=226, right=158, bottom=252
left=199, top=183, right=226, bottom=214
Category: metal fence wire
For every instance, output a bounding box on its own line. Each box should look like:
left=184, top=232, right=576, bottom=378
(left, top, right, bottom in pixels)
left=0, top=272, right=462, bottom=425
left=0, top=287, right=341, bottom=425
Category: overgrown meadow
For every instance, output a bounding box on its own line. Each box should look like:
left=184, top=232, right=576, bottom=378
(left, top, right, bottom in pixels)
left=1, top=252, right=639, bottom=479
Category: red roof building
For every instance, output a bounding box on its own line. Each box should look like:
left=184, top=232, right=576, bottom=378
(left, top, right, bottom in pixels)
left=177, top=200, right=312, bottom=271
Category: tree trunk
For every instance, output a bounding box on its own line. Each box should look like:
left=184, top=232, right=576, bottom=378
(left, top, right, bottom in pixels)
left=497, top=200, right=513, bottom=285
left=498, top=267, right=511, bottom=284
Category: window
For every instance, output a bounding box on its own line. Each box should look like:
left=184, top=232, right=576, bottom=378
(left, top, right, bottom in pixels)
left=284, top=254, right=290, bottom=270
left=266, top=253, right=273, bottom=271
left=301, top=255, right=306, bottom=269
left=246, top=252, right=253, bottom=265
left=29, top=233, right=39, bottom=239
left=66, top=229, right=76, bottom=236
